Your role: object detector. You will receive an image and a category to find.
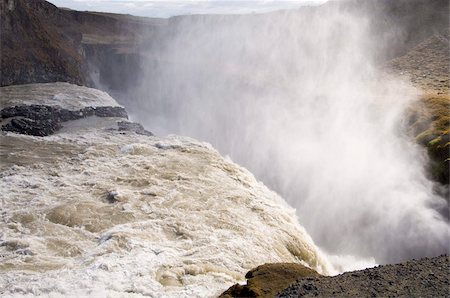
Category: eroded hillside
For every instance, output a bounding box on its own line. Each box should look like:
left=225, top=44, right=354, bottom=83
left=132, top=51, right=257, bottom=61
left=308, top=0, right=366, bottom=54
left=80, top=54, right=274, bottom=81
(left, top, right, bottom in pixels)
left=388, top=33, right=449, bottom=186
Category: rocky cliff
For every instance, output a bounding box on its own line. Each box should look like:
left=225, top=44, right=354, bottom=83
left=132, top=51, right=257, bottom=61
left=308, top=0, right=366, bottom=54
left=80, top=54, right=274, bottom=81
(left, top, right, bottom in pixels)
left=0, top=0, right=86, bottom=85
left=0, top=0, right=158, bottom=88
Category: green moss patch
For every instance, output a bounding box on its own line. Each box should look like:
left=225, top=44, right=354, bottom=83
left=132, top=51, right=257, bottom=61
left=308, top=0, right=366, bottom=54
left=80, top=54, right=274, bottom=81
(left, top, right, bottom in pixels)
left=408, top=93, right=449, bottom=184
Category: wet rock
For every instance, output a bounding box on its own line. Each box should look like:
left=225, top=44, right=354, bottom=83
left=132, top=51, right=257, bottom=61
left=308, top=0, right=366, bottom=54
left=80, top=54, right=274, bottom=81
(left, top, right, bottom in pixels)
left=15, top=248, right=34, bottom=255
left=94, top=106, right=128, bottom=118
left=117, top=121, right=153, bottom=136
left=1, top=105, right=55, bottom=119
left=57, top=107, right=90, bottom=121
left=154, top=142, right=179, bottom=150
left=1, top=104, right=128, bottom=136
left=2, top=117, right=61, bottom=136
left=105, top=191, right=119, bottom=203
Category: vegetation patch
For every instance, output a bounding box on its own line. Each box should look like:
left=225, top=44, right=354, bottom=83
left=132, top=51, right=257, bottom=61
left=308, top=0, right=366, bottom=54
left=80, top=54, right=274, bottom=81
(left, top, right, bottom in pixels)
left=408, top=93, right=449, bottom=184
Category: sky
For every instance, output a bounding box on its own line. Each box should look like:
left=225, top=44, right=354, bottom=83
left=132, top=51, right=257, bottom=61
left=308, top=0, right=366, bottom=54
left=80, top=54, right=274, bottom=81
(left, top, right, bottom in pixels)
left=47, top=0, right=328, bottom=18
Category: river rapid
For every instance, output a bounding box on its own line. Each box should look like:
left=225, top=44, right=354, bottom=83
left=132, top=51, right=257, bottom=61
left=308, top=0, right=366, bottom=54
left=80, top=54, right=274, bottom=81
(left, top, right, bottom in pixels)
left=0, top=83, right=331, bottom=297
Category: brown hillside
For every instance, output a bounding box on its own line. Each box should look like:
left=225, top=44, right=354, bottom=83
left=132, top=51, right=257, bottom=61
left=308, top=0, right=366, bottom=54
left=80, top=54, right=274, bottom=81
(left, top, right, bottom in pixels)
left=0, top=0, right=152, bottom=87
left=388, top=34, right=449, bottom=186
left=0, top=0, right=85, bottom=86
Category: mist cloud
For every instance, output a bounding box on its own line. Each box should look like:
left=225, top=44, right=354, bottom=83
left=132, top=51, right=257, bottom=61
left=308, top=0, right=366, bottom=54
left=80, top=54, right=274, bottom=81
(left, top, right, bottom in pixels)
left=123, top=5, right=449, bottom=265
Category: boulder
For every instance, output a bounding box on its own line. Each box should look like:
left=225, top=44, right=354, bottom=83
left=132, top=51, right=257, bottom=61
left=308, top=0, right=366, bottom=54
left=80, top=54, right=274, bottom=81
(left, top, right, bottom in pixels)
left=220, top=263, right=320, bottom=298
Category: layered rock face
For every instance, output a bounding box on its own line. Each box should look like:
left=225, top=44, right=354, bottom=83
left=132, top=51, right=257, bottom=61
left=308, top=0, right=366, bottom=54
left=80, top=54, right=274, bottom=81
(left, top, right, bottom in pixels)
left=0, top=0, right=154, bottom=88
left=0, top=83, right=330, bottom=297
left=0, top=83, right=131, bottom=136
left=0, top=0, right=86, bottom=85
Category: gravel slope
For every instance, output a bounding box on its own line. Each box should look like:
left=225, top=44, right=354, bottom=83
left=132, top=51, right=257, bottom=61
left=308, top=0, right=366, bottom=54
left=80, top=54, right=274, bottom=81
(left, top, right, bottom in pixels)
left=277, top=255, right=449, bottom=297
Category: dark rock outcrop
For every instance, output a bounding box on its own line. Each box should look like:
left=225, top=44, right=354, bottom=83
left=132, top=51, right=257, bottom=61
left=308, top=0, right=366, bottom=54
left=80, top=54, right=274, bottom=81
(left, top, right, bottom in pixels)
left=117, top=121, right=153, bottom=136
left=105, top=191, right=119, bottom=203
left=277, top=255, right=449, bottom=298
left=83, top=44, right=144, bottom=93
left=1, top=104, right=128, bottom=136
left=93, top=106, right=128, bottom=119
left=2, top=117, right=61, bottom=137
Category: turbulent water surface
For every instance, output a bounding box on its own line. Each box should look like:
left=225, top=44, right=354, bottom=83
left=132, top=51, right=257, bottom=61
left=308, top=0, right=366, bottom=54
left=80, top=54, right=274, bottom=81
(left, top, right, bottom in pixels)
left=0, top=84, right=331, bottom=297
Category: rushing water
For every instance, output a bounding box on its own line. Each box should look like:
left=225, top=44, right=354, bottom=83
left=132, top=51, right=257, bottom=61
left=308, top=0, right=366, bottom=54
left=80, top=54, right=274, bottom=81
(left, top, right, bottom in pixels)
left=121, top=4, right=450, bottom=264
left=0, top=84, right=332, bottom=297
